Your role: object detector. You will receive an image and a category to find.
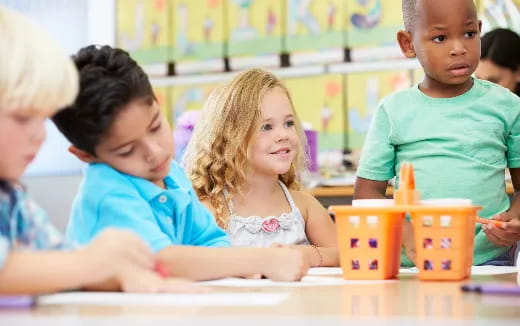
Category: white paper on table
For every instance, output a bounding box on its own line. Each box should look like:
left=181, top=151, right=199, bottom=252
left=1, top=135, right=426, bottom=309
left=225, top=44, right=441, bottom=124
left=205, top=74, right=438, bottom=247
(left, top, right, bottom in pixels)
left=199, top=276, right=396, bottom=287
left=307, top=267, right=343, bottom=276
left=37, top=292, right=289, bottom=306
left=399, top=266, right=517, bottom=275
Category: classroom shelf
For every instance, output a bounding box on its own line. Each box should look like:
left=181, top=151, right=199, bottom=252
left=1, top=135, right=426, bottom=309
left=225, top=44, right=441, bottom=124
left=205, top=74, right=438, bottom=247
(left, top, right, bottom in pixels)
left=149, top=58, right=421, bottom=87
left=308, top=181, right=515, bottom=198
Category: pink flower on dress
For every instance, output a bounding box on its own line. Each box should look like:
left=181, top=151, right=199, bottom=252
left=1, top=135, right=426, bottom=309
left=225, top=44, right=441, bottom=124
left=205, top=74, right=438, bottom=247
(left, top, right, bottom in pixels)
left=262, top=218, right=280, bottom=233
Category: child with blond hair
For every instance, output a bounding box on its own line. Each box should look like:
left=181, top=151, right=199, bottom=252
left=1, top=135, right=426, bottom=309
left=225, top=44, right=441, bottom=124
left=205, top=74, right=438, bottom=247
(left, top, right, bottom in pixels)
left=183, top=69, right=339, bottom=267
left=0, top=6, right=197, bottom=293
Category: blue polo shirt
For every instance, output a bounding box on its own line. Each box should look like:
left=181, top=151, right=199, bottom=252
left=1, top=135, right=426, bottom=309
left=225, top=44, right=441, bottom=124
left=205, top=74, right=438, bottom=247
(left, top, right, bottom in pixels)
left=66, top=161, right=230, bottom=252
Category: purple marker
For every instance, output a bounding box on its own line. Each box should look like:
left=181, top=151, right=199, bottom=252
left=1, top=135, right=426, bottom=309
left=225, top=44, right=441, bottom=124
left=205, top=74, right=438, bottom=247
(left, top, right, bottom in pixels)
left=461, top=283, right=520, bottom=295
left=0, top=295, right=34, bottom=308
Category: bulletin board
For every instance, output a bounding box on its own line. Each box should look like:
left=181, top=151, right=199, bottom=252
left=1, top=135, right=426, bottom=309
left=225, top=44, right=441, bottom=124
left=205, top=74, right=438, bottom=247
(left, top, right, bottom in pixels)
left=172, top=0, right=225, bottom=61
left=170, top=82, right=220, bottom=121
left=346, top=70, right=412, bottom=150
left=285, top=0, right=345, bottom=54
left=345, top=0, right=402, bottom=49
left=283, top=74, right=346, bottom=152
left=227, top=0, right=283, bottom=57
left=153, top=86, right=172, bottom=124
left=116, top=0, right=171, bottom=65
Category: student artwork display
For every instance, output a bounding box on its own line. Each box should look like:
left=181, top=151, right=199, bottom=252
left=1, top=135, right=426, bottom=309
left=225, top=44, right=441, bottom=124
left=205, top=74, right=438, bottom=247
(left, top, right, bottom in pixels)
left=153, top=86, right=172, bottom=123
left=345, top=0, right=402, bottom=52
left=172, top=0, right=225, bottom=63
left=170, top=83, right=219, bottom=160
left=283, top=75, right=345, bottom=152
left=227, top=0, right=283, bottom=58
left=285, top=0, right=346, bottom=63
left=346, top=70, right=412, bottom=150
left=170, top=83, right=219, bottom=121
left=116, top=0, right=171, bottom=65
left=479, top=0, right=520, bottom=34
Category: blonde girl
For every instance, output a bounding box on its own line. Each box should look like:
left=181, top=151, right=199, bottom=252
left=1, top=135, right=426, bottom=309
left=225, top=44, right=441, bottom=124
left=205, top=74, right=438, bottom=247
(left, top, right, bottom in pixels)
left=183, top=69, right=339, bottom=267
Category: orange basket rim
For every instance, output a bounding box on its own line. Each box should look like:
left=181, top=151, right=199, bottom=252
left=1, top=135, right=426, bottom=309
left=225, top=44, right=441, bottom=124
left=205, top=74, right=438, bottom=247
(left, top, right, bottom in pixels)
left=329, top=204, right=482, bottom=213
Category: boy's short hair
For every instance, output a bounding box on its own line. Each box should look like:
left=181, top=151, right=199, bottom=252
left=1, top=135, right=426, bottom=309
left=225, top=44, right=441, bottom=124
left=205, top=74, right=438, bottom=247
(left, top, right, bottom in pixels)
left=52, top=45, right=155, bottom=156
left=402, top=0, right=418, bottom=31
left=0, top=6, right=78, bottom=116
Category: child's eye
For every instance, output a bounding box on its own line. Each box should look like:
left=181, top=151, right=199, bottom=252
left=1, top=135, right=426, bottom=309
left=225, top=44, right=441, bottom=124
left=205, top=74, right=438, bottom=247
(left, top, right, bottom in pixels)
left=432, top=35, right=446, bottom=43
left=260, top=123, right=272, bottom=131
left=151, top=122, right=161, bottom=133
left=285, top=120, right=295, bottom=128
left=117, top=148, right=134, bottom=157
left=465, top=31, right=477, bottom=38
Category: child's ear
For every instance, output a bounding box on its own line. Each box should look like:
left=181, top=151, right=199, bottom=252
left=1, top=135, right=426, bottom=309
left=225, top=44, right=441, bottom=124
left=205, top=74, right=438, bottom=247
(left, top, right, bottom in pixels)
left=397, top=30, right=416, bottom=58
left=68, top=146, right=97, bottom=163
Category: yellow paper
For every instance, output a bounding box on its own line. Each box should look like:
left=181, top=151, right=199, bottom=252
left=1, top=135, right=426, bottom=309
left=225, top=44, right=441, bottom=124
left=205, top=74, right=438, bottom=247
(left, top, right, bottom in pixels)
left=285, top=0, right=346, bottom=52
left=153, top=86, right=172, bottom=124
left=116, top=0, right=171, bottom=64
left=346, top=70, right=412, bottom=150
left=227, top=0, right=283, bottom=56
left=172, top=0, right=225, bottom=61
left=345, top=0, right=402, bottom=49
left=284, top=75, right=345, bottom=152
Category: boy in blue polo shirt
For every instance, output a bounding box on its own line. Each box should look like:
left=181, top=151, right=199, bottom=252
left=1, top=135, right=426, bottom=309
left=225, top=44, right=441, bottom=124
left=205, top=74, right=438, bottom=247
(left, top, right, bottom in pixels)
left=53, top=45, right=309, bottom=281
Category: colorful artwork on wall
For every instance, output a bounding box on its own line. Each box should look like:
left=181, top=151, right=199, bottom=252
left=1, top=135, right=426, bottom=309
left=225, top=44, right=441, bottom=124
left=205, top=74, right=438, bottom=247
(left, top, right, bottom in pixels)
left=346, top=70, right=412, bottom=150
left=172, top=0, right=225, bottom=62
left=116, top=0, right=171, bottom=65
left=345, top=0, right=402, bottom=49
left=170, top=82, right=220, bottom=160
left=153, top=86, right=172, bottom=124
left=284, top=74, right=345, bottom=152
left=284, top=0, right=346, bottom=61
left=227, top=0, right=283, bottom=57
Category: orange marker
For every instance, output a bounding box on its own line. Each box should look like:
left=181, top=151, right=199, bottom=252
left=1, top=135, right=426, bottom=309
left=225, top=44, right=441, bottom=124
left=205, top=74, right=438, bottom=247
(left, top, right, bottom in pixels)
left=394, top=162, right=420, bottom=205
left=476, top=217, right=505, bottom=228
left=154, top=261, right=169, bottom=278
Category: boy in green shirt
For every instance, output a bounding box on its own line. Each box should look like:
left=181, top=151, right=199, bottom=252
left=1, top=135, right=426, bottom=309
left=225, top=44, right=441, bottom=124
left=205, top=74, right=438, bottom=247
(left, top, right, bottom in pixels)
left=355, top=0, right=520, bottom=266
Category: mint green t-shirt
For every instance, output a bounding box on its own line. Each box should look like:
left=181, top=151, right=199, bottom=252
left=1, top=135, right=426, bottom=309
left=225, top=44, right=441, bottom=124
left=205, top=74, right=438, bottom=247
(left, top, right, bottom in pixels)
left=357, top=79, right=520, bottom=266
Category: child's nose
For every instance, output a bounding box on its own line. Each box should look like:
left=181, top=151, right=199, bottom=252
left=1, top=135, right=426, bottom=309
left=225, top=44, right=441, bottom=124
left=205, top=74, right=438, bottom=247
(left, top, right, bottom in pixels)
left=276, top=128, right=289, bottom=141
left=144, top=141, right=162, bottom=162
left=450, top=39, right=467, bottom=56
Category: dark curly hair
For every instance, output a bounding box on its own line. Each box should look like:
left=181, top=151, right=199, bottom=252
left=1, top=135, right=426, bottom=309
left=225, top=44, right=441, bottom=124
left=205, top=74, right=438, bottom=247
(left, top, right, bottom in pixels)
left=52, top=45, right=155, bottom=155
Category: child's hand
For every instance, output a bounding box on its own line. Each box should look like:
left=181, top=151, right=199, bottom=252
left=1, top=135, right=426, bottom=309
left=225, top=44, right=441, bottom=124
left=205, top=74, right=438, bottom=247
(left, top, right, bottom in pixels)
left=117, top=268, right=208, bottom=293
left=262, top=247, right=310, bottom=281
left=270, top=243, right=324, bottom=267
left=482, top=212, right=520, bottom=247
left=81, top=228, right=155, bottom=283
left=402, top=220, right=416, bottom=263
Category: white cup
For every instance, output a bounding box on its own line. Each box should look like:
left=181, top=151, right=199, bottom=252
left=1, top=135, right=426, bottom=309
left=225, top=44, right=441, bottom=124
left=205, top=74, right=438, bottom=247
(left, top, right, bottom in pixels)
left=420, top=198, right=472, bottom=206
left=352, top=199, right=395, bottom=207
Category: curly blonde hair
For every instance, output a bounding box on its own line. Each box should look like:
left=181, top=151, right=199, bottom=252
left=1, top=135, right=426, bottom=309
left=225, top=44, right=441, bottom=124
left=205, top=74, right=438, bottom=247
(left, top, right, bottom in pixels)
left=182, top=69, right=308, bottom=228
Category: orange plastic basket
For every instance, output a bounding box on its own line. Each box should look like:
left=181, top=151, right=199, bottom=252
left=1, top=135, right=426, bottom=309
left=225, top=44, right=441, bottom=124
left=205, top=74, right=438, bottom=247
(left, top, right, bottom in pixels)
left=408, top=205, right=479, bottom=281
left=331, top=205, right=405, bottom=280
left=332, top=163, right=480, bottom=281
